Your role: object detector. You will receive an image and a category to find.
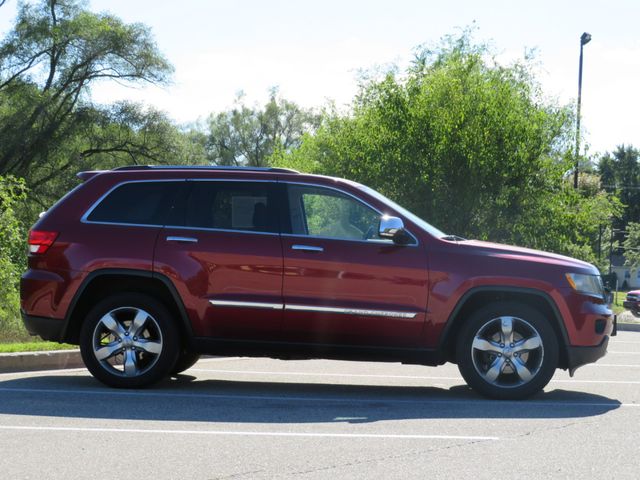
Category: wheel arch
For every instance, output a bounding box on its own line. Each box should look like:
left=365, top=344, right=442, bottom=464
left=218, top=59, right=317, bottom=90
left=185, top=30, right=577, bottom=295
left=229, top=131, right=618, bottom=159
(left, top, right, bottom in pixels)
left=62, top=269, right=193, bottom=346
left=439, top=286, right=570, bottom=369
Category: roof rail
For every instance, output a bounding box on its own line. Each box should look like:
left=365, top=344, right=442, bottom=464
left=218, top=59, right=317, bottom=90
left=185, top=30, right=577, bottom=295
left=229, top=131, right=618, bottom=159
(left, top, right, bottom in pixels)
left=111, top=165, right=299, bottom=174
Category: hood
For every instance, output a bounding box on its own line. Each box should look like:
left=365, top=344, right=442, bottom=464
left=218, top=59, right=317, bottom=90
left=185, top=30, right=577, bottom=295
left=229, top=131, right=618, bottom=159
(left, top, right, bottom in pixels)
left=456, top=239, right=598, bottom=274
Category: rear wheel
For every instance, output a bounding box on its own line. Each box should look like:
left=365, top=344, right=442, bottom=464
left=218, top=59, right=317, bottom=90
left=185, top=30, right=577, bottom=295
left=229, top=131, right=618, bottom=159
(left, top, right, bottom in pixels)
left=456, top=302, right=559, bottom=400
left=80, top=293, right=179, bottom=388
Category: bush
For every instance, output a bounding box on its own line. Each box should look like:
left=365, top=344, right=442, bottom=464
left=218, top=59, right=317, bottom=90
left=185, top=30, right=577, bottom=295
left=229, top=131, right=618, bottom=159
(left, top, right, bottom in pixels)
left=0, top=176, right=29, bottom=341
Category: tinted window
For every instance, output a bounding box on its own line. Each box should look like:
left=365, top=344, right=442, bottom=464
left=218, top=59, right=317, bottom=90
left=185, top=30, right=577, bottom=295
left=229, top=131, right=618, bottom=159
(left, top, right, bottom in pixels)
left=169, top=181, right=279, bottom=233
left=287, top=185, right=383, bottom=241
left=87, top=181, right=179, bottom=225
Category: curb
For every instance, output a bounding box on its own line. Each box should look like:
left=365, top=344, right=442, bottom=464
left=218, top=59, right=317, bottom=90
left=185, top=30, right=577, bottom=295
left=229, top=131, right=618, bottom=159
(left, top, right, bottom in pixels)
left=617, top=322, right=640, bottom=332
left=0, top=350, right=83, bottom=374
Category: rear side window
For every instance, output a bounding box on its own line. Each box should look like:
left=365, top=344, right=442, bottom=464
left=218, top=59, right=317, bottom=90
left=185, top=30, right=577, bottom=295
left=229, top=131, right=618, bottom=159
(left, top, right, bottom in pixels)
left=167, top=181, right=279, bottom=233
left=86, top=181, right=179, bottom=225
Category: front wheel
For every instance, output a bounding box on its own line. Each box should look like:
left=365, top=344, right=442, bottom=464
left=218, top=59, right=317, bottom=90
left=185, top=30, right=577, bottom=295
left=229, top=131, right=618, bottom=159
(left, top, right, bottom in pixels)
left=456, top=302, right=559, bottom=400
left=80, top=293, right=179, bottom=388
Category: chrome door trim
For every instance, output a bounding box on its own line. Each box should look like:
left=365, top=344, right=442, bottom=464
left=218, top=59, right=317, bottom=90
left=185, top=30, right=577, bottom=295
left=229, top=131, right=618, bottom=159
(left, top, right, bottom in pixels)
left=209, top=299, right=418, bottom=318
left=285, top=304, right=417, bottom=319
left=291, top=244, right=324, bottom=253
left=210, top=300, right=284, bottom=310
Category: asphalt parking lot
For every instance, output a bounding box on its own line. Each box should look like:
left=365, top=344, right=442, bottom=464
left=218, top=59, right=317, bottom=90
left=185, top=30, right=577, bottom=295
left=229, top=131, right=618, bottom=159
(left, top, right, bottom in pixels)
left=1, top=332, right=639, bottom=480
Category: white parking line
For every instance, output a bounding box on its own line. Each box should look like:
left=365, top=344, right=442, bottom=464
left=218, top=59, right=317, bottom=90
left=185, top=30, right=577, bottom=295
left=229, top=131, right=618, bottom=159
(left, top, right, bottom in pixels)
left=606, top=351, right=640, bottom=355
left=0, top=425, right=498, bottom=441
left=586, top=363, right=640, bottom=368
left=0, top=386, right=636, bottom=408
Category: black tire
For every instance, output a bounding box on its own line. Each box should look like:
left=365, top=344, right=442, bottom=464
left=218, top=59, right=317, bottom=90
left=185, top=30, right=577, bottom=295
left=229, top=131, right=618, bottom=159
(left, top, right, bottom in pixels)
left=631, top=310, right=640, bottom=318
left=456, top=302, right=559, bottom=400
left=79, top=293, right=179, bottom=388
left=171, top=351, right=201, bottom=375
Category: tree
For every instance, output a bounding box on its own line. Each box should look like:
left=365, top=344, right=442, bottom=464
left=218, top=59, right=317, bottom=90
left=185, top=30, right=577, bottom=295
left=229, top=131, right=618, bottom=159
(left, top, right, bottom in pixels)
left=599, top=145, right=640, bottom=228
left=623, top=222, right=640, bottom=267
left=0, top=0, right=176, bottom=206
left=275, top=32, right=620, bottom=265
left=206, top=90, right=320, bottom=167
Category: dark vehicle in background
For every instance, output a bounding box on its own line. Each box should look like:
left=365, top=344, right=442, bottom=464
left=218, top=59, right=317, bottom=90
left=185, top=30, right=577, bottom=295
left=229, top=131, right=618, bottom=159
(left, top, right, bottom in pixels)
left=623, top=291, right=640, bottom=317
left=20, top=166, right=616, bottom=399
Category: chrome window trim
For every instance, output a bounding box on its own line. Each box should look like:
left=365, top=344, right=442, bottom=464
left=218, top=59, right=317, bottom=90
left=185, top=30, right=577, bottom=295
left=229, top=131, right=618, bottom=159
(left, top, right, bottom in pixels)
left=282, top=233, right=395, bottom=246
left=209, top=299, right=418, bottom=318
left=80, top=177, right=420, bottom=246
left=163, top=225, right=280, bottom=237
left=81, top=178, right=279, bottom=235
left=210, top=300, right=284, bottom=310
left=282, top=181, right=419, bottom=247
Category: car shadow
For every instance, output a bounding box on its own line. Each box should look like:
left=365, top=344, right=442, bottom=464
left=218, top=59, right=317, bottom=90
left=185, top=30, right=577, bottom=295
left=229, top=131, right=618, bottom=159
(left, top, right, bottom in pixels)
left=0, top=373, right=621, bottom=424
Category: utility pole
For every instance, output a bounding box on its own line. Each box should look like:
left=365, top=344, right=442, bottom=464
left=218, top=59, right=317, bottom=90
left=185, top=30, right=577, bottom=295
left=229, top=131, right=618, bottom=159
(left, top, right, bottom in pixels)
left=574, top=32, right=592, bottom=189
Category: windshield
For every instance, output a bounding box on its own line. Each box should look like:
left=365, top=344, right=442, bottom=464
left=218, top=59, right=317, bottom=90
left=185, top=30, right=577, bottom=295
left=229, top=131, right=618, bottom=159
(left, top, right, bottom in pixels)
left=358, top=185, right=446, bottom=238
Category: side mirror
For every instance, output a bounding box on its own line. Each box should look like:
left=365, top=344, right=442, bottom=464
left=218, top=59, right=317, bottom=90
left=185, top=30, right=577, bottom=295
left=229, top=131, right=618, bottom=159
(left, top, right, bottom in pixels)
left=379, top=215, right=411, bottom=244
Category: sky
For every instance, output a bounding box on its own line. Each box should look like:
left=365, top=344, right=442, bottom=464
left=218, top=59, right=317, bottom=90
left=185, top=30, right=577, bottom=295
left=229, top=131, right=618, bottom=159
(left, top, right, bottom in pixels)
left=1, top=0, right=639, bottom=156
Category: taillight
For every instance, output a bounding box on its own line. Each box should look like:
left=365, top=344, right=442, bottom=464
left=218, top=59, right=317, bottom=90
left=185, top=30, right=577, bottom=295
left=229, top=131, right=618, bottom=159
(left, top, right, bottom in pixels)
left=28, top=230, right=58, bottom=254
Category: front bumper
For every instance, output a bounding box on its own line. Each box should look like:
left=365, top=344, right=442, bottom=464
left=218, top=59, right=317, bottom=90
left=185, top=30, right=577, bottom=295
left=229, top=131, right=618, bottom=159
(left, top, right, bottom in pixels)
left=21, top=310, right=65, bottom=342
left=567, top=335, right=609, bottom=376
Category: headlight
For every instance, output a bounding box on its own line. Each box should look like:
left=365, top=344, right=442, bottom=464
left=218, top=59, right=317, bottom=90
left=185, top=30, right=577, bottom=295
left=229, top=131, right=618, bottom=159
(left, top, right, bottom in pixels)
left=565, top=273, right=604, bottom=297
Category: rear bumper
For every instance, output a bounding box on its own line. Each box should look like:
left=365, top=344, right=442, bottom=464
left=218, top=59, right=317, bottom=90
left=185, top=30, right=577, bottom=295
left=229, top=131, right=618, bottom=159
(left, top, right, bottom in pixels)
left=567, top=335, right=609, bottom=376
left=21, top=310, right=65, bottom=342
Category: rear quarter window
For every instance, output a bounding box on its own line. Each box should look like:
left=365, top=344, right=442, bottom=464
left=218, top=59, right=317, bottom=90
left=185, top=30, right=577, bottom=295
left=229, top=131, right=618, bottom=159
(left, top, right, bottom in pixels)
left=85, top=181, right=179, bottom=225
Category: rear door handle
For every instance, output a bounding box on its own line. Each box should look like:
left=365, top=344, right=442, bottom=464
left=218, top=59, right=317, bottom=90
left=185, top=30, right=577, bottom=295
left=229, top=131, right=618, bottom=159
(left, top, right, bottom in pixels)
left=291, top=244, right=323, bottom=253
left=166, top=236, right=198, bottom=243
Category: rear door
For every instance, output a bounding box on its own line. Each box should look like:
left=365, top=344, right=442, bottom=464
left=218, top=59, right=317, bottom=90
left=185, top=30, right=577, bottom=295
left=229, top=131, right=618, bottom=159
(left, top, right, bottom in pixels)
left=280, top=183, right=428, bottom=347
left=153, top=180, right=284, bottom=340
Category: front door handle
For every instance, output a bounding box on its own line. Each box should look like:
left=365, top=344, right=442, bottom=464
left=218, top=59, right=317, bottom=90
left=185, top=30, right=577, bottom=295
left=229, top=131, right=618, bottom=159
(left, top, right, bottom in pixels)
left=166, top=236, right=198, bottom=243
left=291, top=244, right=323, bottom=253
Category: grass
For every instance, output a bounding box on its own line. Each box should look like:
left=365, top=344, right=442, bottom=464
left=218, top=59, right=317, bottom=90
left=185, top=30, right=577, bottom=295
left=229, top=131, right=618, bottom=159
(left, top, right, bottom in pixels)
left=611, top=291, right=626, bottom=315
left=0, top=341, right=77, bottom=353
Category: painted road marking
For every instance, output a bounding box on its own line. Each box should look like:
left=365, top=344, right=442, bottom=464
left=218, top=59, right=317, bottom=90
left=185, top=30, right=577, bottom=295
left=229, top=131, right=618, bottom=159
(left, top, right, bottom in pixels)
left=0, top=425, right=499, bottom=441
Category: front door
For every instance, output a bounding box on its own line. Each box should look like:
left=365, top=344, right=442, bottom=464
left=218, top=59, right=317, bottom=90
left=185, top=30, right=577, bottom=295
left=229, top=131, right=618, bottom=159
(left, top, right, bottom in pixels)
left=281, top=183, right=428, bottom=347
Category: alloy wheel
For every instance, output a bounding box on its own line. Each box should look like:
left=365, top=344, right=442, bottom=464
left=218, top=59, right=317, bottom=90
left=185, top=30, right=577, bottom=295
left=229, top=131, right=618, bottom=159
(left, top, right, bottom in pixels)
left=471, top=316, right=544, bottom=388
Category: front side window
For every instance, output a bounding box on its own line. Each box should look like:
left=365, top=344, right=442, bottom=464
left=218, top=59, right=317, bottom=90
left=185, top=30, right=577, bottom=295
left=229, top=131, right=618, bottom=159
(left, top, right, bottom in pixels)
left=287, top=185, right=383, bottom=241
left=86, top=181, right=178, bottom=225
left=168, top=181, right=279, bottom=234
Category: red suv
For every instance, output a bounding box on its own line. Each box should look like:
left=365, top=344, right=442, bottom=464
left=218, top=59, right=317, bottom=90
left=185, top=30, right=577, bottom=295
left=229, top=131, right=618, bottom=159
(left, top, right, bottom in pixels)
left=21, top=166, right=616, bottom=399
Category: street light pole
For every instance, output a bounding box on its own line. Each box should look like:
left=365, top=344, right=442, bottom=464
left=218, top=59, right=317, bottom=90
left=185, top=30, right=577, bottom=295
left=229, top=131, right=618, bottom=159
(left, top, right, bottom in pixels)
left=574, top=32, right=592, bottom=189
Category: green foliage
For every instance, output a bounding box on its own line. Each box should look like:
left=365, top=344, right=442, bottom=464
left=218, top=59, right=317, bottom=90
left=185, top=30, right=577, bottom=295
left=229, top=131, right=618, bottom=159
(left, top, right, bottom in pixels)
left=599, top=146, right=640, bottom=227
left=0, top=0, right=181, bottom=209
left=623, top=222, right=640, bottom=267
left=274, top=32, right=620, bottom=265
left=206, top=89, right=320, bottom=167
left=0, top=176, right=28, bottom=340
